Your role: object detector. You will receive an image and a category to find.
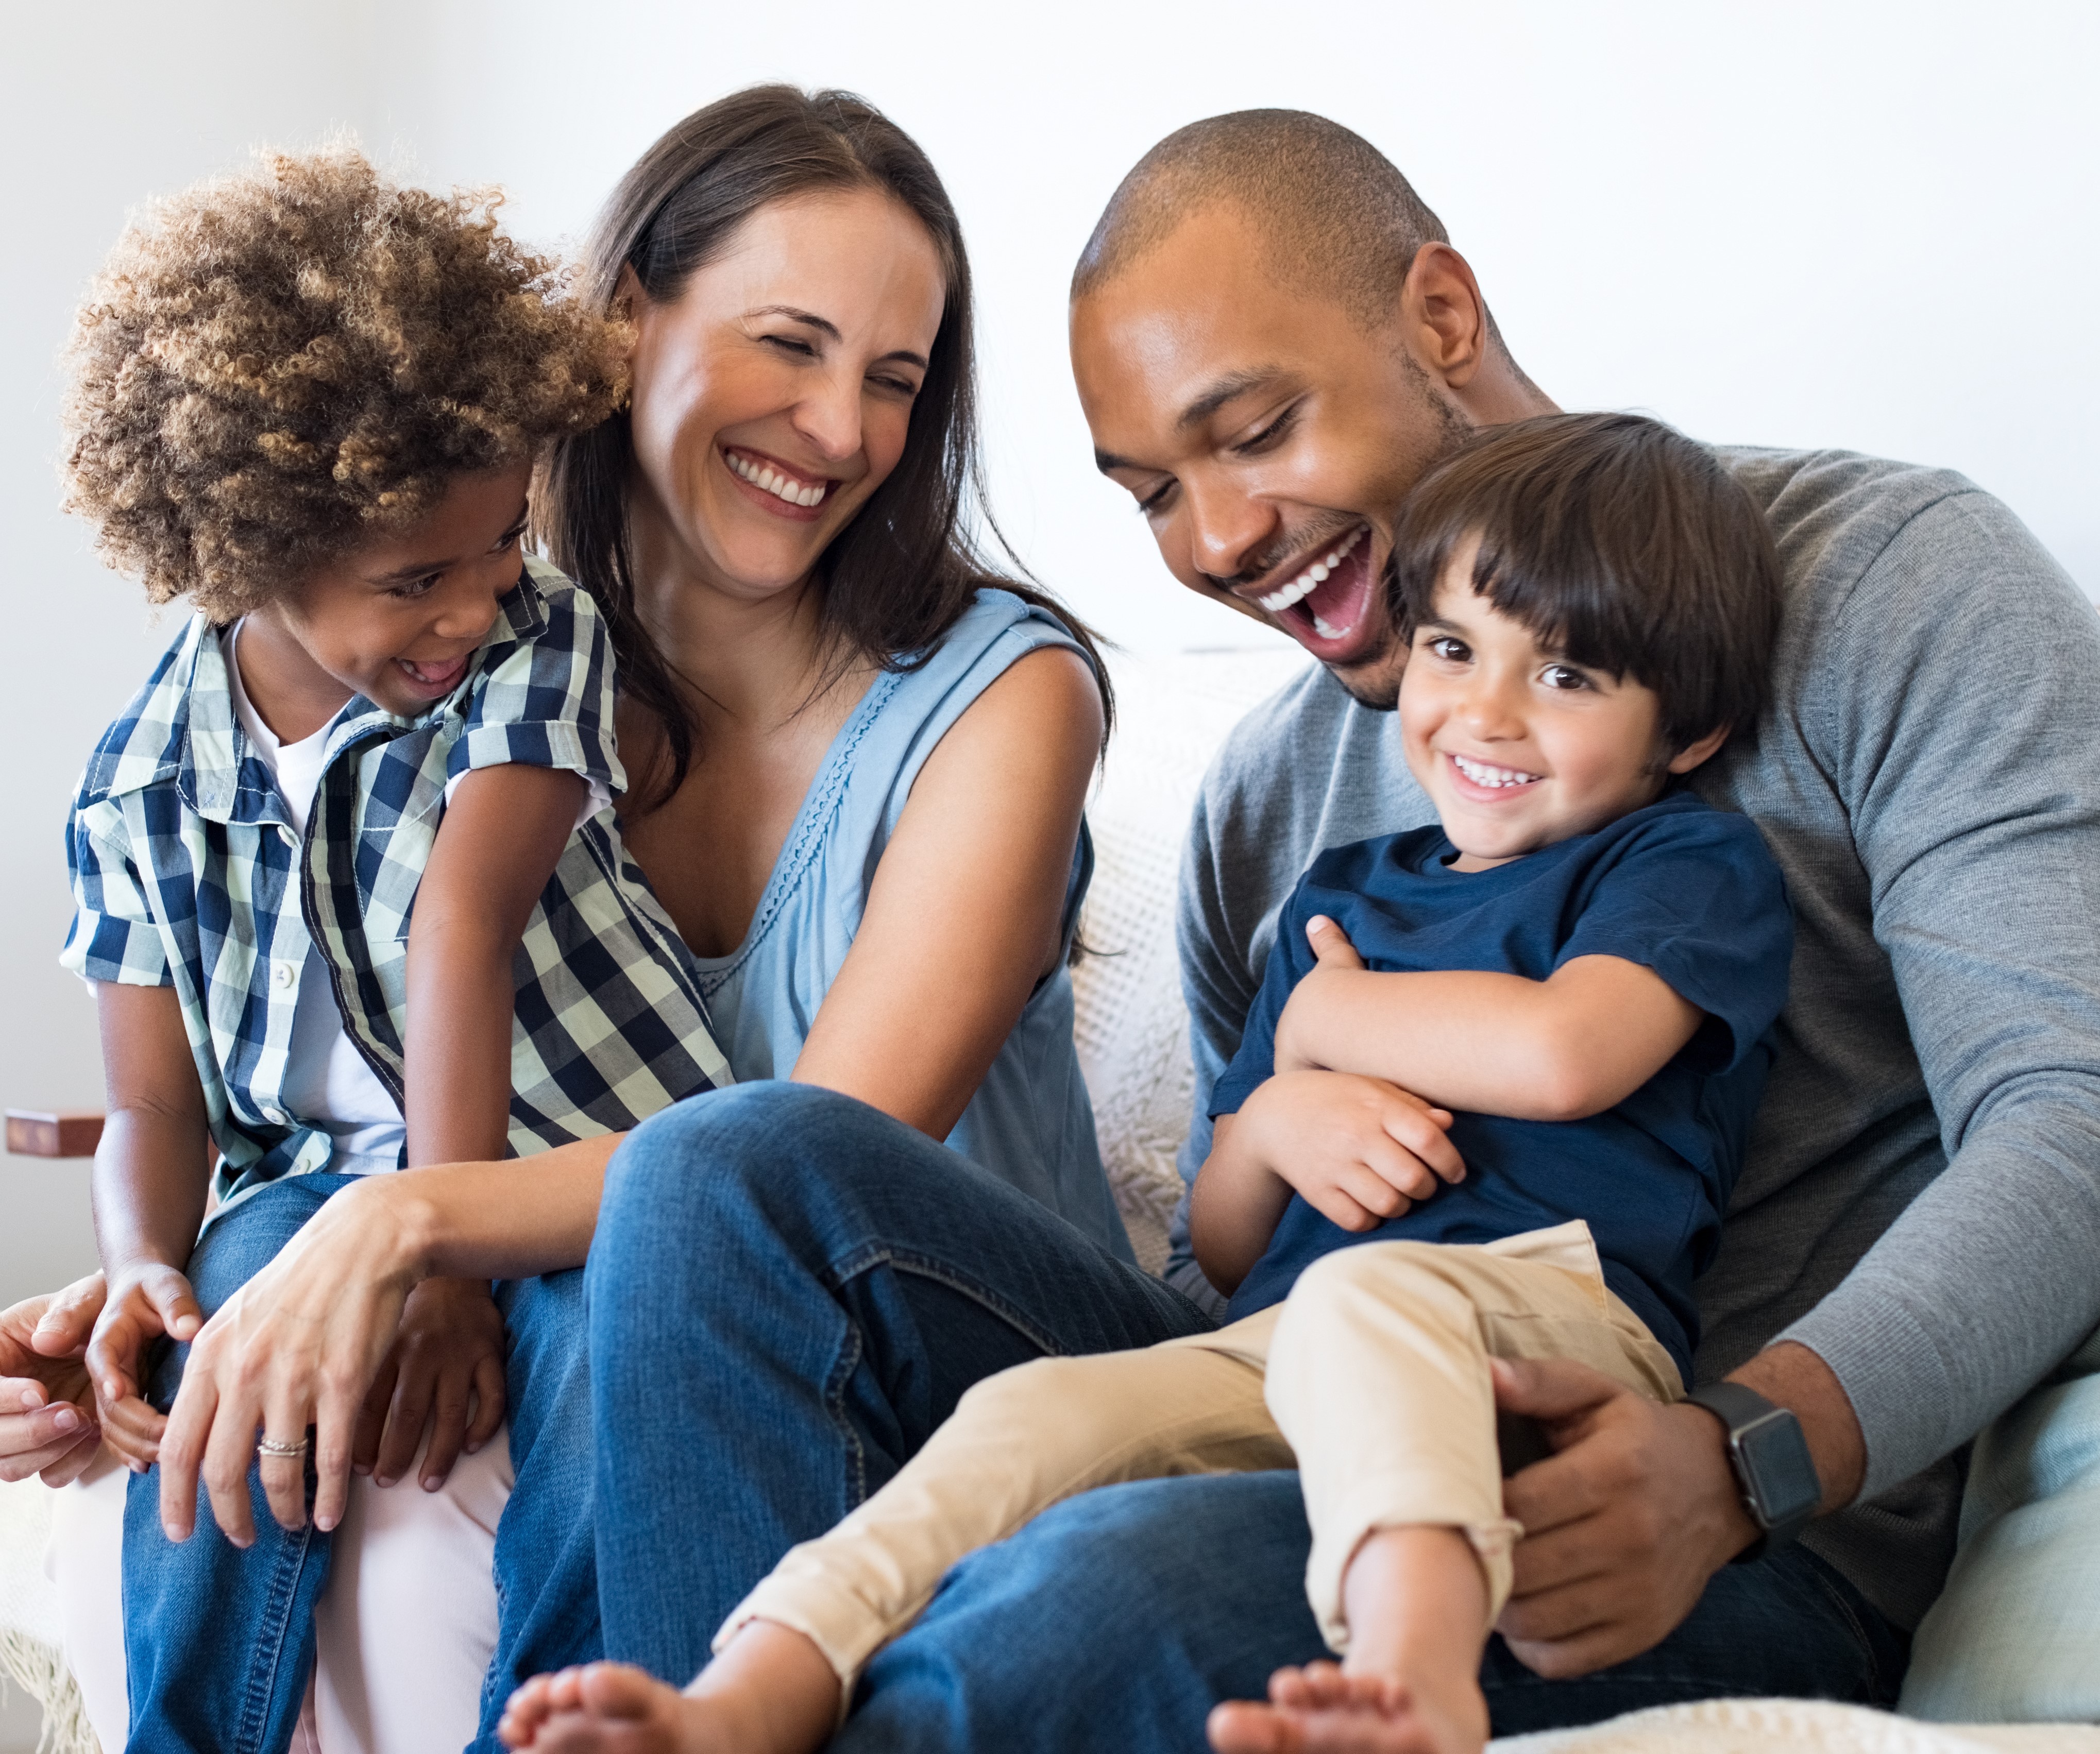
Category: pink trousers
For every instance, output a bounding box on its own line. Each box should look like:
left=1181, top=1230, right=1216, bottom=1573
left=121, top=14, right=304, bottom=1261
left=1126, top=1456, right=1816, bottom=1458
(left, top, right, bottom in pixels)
left=46, top=1433, right=511, bottom=1753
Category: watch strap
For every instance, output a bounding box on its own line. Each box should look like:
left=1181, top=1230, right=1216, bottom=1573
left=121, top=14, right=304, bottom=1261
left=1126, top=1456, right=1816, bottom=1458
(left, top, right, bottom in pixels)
left=1684, top=1383, right=1819, bottom=1563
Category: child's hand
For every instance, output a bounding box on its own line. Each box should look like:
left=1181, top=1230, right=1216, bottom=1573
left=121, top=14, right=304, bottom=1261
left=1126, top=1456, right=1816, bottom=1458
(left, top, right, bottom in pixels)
left=1274, top=915, right=1370, bottom=1075
left=353, top=1276, right=506, bottom=1492
left=1238, top=1069, right=1463, bottom=1232
left=84, top=1263, right=202, bottom=1472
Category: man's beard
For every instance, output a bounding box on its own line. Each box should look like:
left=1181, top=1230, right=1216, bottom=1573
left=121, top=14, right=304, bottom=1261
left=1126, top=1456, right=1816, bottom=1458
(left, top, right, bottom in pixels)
left=1321, top=364, right=1468, bottom=712
left=1328, top=637, right=1405, bottom=711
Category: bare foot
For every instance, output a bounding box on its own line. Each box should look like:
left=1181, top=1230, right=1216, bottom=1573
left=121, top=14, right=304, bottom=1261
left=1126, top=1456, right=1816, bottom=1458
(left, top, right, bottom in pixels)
left=501, top=1623, right=842, bottom=1753
left=499, top=1662, right=762, bottom=1752
left=1207, top=1660, right=1488, bottom=1754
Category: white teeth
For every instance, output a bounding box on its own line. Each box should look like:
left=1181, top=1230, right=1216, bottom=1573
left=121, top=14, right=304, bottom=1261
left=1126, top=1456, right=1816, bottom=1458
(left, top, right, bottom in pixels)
left=1311, top=614, right=1349, bottom=640
left=1256, top=524, right=1366, bottom=612
left=1451, top=753, right=1543, bottom=789
left=727, top=450, right=827, bottom=508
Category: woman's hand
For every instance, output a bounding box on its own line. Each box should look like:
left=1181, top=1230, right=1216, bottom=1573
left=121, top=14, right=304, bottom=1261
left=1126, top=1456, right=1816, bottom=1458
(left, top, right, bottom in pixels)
left=157, top=1174, right=425, bottom=1546
left=0, top=1276, right=105, bottom=1485
left=353, top=1276, right=506, bottom=1492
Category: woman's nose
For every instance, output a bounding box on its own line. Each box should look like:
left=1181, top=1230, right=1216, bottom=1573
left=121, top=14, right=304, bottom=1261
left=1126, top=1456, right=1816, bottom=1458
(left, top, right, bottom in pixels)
left=790, top=370, right=865, bottom=463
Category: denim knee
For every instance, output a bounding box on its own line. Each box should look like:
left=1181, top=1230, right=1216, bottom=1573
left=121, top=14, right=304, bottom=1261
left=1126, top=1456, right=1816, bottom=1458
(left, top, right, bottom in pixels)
left=594, top=1083, right=900, bottom=1274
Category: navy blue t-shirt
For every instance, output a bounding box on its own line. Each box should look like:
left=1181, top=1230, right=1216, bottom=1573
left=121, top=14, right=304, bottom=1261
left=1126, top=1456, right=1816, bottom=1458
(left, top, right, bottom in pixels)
left=1211, top=790, right=1792, bottom=1381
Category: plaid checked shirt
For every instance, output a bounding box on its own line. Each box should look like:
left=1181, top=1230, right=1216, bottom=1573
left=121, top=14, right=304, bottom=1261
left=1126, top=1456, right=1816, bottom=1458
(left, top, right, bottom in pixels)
left=62, top=556, right=728, bottom=1210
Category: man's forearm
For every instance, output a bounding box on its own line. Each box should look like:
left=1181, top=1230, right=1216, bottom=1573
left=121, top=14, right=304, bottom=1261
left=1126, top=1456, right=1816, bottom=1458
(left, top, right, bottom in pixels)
left=1779, top=1112, right=2100, bottom=1501
left=1730, top=1339, right=1866, bottom=1514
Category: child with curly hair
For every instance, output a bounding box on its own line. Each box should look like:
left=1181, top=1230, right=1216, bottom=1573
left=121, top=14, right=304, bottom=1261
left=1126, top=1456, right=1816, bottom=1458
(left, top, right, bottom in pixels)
left=56, top=148, right=729, bottom=1751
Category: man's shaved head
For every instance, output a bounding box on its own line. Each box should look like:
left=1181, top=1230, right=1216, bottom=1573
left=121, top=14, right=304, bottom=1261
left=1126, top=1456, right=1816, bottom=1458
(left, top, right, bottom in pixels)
left=1073, top=109, right=1453, bottom=334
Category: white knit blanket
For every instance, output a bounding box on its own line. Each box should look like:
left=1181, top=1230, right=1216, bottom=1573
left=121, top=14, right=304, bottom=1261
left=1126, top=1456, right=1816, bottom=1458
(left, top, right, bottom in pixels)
left=1498, top=1700, right=2099, bottom=1752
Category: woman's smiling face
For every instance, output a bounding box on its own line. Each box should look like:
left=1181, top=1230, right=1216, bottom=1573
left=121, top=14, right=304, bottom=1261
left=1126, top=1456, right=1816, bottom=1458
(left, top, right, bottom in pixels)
left=623, top=186, right=947, bottom=606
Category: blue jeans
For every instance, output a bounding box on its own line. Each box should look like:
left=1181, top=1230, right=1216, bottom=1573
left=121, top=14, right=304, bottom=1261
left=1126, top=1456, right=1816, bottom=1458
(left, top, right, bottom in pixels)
left=837, top=1473, right=1910, bottom=1749
left=122, top=1174, right=599, bottom=1754
left=586, top=1082, right=1212, bottom=1675
left=589, top=1084, right=1908, bottom=1745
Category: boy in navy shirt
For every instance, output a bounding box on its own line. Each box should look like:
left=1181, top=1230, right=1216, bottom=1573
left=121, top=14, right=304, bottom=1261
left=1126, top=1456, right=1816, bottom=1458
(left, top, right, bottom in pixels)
left=499, top=413, right=1790, bottom=1754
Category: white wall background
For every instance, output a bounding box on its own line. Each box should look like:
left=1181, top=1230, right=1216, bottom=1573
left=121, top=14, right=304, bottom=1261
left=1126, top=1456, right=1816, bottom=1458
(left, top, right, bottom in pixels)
left=3, top=0, right=2095, bottom=1306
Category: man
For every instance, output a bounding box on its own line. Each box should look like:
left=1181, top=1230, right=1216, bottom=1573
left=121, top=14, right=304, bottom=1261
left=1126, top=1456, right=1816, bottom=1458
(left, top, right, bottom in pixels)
left=803, top=110, right=2100, bottom=1747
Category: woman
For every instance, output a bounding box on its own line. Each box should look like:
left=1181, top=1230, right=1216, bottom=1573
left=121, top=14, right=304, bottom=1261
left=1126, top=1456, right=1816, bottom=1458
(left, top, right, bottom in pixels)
left=1, top=86, right=1190, bottom=1751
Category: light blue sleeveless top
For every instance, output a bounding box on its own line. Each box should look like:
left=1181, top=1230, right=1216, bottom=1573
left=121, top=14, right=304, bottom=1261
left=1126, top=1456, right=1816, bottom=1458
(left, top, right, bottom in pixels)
left=690, top=589, right=1131, bottom=1261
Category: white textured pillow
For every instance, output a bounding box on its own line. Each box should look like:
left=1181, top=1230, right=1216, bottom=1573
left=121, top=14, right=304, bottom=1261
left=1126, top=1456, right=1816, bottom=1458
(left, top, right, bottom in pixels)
left=1071, top=644, right=1311, bottom=1274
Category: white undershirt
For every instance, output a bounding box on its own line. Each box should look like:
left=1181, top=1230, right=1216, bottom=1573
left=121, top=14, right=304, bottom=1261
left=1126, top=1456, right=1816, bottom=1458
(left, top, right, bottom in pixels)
left=224, top=621, right=408, bottom=1174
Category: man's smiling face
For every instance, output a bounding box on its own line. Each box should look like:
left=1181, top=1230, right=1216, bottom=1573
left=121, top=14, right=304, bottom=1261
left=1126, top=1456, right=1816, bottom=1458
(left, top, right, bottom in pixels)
left=1071, top=204, right=1468, bottom=707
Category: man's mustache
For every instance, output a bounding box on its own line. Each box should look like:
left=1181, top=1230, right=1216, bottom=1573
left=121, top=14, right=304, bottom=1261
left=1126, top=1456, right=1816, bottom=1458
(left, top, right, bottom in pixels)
left=1198, top=515, right=1372, bottom=593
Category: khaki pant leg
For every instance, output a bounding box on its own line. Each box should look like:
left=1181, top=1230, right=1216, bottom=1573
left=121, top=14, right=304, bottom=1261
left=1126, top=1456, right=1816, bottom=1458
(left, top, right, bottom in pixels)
left=1264, top=1221, right=1680, bottom=1653
left=720, top=1320, right=1293, bottom=1688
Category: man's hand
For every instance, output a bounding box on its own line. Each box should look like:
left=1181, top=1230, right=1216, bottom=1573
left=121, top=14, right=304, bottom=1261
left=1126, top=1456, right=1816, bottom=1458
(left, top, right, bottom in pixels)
left=1239, top=1069, right=1463, bottom=1232
left=1491, top=1356, right=1758, bottom=1676
left=0, top=1276, right=106, bottom=1485
left=84, top=1261, right=204, bottom=1472
left=353, top=1276, right=506, bottom=1492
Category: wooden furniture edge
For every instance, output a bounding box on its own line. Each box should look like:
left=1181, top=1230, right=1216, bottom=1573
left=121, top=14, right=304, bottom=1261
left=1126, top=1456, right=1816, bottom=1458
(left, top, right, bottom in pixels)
left=5, top=1110, right=105, bottom=1159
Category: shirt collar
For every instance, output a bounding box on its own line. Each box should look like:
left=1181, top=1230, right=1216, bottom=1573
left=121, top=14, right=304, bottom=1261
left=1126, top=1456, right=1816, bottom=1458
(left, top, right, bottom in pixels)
left=90, top=565, right=549, bottom=823
left=184, top=566, right=550, bottom=825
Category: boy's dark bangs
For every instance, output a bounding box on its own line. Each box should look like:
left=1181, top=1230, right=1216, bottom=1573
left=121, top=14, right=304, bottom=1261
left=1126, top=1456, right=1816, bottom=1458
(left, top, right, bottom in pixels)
left=1467, top=527, right=1647, bottom=686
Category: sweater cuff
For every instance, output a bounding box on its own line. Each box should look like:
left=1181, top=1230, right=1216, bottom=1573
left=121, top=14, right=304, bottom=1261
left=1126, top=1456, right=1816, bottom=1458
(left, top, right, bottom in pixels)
left=1780, top=1275, right=1958, bottom=1502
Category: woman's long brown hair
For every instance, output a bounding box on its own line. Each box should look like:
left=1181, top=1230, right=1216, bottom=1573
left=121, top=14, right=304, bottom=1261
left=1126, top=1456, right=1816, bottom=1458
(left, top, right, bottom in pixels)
left=536, top=84, right=1110, bottom=808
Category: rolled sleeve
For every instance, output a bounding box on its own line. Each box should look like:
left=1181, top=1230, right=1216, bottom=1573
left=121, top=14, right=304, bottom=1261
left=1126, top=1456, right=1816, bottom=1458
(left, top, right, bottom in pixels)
left=447, top=581, right=625, bottom=797
left=61, top=804, right=173, bottom=987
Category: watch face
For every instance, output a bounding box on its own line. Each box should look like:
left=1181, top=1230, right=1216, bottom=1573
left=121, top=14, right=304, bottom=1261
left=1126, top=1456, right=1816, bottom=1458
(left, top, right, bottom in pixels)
left=1737, top=1411, right=1822, bottom=1526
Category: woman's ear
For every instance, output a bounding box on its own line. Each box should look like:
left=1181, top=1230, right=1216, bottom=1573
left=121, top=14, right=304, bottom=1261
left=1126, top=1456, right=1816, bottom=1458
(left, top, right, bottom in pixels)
left=1665, top=724, right=1732, bottom=776
left=612, top=263, right=643, bottom=330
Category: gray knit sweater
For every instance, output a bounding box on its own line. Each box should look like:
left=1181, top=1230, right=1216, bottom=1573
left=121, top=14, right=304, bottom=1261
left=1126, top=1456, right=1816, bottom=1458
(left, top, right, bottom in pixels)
left=1168, top=447, right=2100, bottom=1630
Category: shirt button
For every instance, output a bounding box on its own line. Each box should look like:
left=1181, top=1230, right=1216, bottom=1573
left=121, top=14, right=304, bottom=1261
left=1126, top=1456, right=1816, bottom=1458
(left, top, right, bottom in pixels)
left=271, top=959, right=298, bottom=992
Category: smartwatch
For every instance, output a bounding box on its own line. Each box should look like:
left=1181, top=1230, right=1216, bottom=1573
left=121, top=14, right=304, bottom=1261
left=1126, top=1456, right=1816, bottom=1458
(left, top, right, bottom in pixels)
left=1683, top=1382, right=1821, bottom=1562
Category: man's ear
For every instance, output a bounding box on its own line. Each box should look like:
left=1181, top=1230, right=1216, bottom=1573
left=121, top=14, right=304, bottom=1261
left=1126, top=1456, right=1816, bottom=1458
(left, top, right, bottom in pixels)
left=1665, top=724, right=1732, bottom=776
left=1398, top=244, right=1492, bottom=391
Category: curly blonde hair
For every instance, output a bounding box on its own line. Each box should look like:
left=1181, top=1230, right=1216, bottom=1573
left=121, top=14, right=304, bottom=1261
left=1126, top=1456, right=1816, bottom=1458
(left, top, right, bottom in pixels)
left=61, top=147, right=629, bottom=619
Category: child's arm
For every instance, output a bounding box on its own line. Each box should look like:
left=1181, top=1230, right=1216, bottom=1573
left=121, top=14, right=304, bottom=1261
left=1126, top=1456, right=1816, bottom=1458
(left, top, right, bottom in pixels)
left=360, top=761, right=582, bottom=1491
left=1191, top=1073, right=1462, bottom=1293
left=1275, top=915, right=1705, bottom=1123
left=405, top=762, right=583, bottom=1164
left=82, top=982, right=211, bottom=1467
